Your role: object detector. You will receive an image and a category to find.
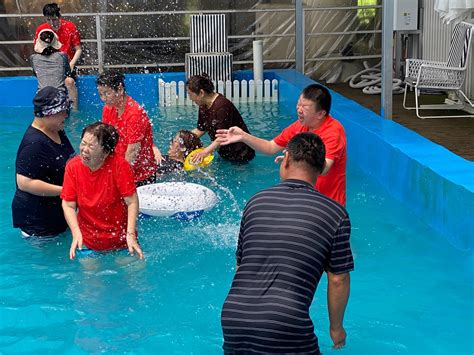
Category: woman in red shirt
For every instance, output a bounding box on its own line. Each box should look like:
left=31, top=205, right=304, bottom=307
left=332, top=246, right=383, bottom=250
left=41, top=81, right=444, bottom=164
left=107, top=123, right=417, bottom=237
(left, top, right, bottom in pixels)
left=61, top=122, right=143, bottom=260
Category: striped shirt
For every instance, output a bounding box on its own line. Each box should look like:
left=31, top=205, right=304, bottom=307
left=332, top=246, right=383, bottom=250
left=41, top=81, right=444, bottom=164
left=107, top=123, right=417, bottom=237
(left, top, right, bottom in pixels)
left=221, top=179, right=354, bottom=354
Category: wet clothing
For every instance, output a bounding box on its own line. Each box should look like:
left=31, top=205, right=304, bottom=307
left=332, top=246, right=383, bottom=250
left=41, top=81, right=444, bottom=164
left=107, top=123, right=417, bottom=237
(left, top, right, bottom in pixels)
left=35, top=19, right=81, bottom=62
left=102, top=96, right=157, bottom=184
left=197, top=94, right=255, bottom=162
left=12, top=126, right=75, bottom=236
left=156, top=155, right=183, bottom=175
left=61, top=154, right=136, bottom=251
left=30, top=51, right=70, bottom=91
left=221, top=179, right=354, bottom=354
left=273, top=115, right=347, bottom=206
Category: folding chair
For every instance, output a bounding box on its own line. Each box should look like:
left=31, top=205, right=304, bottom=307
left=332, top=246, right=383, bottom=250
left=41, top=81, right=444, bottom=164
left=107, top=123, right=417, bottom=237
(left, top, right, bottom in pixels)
left=403, top=21, right=474, bottom=119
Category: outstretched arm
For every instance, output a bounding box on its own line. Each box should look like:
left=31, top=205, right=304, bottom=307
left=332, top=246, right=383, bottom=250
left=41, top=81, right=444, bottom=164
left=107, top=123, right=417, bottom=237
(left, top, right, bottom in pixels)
left=327, top=271, right=350, bottom=349
left=216, top=127, right=283, bottom=155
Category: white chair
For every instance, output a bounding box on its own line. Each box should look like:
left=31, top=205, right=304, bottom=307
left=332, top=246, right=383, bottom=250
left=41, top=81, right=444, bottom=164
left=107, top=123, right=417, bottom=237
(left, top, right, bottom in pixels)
left=403, top=21, right=474, bottom=119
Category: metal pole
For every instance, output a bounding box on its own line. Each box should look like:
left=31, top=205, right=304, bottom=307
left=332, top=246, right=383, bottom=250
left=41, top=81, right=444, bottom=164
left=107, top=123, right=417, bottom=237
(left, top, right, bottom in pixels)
left=381, top=0, right=394, bottom=119
left=95, top=14, right=104, bottom=73
left=295, top=0, right=304, bottom=73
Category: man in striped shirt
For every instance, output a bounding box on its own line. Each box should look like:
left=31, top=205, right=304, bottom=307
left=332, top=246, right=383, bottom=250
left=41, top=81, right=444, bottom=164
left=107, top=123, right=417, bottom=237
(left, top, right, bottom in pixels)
left=221, top=132, right=354, bottom=354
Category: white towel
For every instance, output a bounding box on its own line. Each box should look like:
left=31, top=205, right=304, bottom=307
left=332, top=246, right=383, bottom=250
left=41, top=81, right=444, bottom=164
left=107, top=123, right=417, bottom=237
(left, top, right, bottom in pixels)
left=435, top=0, right=474, bottom=24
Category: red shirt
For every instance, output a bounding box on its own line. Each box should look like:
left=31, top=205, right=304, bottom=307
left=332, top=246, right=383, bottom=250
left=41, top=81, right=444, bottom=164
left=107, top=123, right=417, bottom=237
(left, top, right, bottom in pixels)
left=61, top=155, right=136, bottom=251
left=102, top=96, right=157, bottom=183
left=273, top=115, right=347, bottom=206
left=35, top=19, right=81, bottom=61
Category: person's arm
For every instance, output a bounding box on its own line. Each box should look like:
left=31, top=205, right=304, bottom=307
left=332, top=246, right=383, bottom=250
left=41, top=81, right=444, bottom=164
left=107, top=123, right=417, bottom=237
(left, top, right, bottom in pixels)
left=62, top=200, right=83, bottom=260
left=152, top=145, right=165, bottom=164
left=125, top=142, right=141, bottom=165
left=215, top=127, right=282, bottom=155
left=16, top=174, right=62, bottom=196
left=322, top=158, right=335, bottom=176
left=327, top=271, right=350, bottom=349
left=191, top=128, right=206, bottom=138
left=69, top=45, right=82, bottom=70
left=190, top=139, right=220, bottom=164
left=123, top=192, right=143, bottom=259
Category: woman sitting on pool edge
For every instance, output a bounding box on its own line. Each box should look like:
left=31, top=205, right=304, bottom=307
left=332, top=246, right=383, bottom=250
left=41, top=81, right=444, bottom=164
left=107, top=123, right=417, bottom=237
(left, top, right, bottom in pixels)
left=61, top=122, right=143, bottom=260
left=156, top=130, right=205, bottom=175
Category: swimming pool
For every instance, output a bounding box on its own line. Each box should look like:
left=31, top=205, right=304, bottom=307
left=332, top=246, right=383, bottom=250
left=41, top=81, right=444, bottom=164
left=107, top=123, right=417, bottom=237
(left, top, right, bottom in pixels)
left=0, top=97, right=472, bottom=353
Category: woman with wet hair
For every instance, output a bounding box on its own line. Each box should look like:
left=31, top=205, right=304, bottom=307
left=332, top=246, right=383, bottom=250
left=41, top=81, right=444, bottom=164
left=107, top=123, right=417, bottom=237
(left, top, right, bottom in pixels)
left=186, top=74, right=255, bottom=164
left=156, top=130, right=203, bottom=175
left=61, top=122, right=143, bottom=260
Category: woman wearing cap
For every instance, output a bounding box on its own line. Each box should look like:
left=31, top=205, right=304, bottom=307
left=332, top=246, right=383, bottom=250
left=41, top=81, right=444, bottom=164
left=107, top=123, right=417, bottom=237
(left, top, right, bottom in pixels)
left=12, top=86, right=75, bottom=238
left=61, top=122, right=143, bottom=260
left=30, top=29, right=70, bottom=91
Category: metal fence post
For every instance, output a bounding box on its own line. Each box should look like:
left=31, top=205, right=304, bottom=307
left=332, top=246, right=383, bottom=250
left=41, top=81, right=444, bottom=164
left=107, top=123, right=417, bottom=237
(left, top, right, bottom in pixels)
left=295, top=0, right=304, bottom=73
left=381, top=0, right=394, bottom=119
left=95, top=14, right=104, bottom=73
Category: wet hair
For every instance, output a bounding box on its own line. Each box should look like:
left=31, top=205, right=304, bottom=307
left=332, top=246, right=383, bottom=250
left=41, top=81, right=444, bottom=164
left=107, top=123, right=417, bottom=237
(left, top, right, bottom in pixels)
left=186, top=74, right=214, bottom=95
left=43, top=3, right=61, bottom=18
left=287, top=132, right=326, bottom=174
left=301, top=84, right=331, bottom=116
left=96, top=70, right=126, bottom=91
left=81, top=122, right=119, bottom=155
left=176, top=130, right=203, bottom=157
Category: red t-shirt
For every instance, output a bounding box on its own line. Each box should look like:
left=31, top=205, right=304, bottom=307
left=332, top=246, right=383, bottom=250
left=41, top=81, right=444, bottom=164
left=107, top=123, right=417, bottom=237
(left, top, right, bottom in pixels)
left=61, top=155, right=136, bottom=251
left=273, top=115, right=347, bottom=206
left=102, top=96, right=157, bottom=183
left=35, top=19, right=81, bottom=61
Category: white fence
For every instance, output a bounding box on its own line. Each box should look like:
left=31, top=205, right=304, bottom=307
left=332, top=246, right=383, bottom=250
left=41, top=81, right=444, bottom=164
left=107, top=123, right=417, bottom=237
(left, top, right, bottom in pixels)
left=158, top=79, right=279, bottom=106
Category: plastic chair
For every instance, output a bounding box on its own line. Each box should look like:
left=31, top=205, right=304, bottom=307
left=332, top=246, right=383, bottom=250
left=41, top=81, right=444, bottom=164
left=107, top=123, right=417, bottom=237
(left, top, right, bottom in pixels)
left=403, top=21, right=474, bottom=119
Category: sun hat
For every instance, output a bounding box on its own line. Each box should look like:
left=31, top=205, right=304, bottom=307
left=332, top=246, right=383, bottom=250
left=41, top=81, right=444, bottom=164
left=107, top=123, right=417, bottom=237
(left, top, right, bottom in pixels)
left=34, top=29, right=62, bottom=54
left=33, top=86, right=71, bottom=117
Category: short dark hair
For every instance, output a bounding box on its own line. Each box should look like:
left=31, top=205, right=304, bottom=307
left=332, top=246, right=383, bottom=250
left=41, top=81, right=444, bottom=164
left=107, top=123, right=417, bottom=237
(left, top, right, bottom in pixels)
left=177, top=130, right=203, bottom=157
left=287, top=132, right=326, bottom=174
left=96, top=70, right=126, bottom=91
left=301, top=84, right=331, bottom=116
left=186, top=74, right=214, bottom=94
left=43, top=3, right=61, bottom=17
left=81, top=122, right=119, bottom=155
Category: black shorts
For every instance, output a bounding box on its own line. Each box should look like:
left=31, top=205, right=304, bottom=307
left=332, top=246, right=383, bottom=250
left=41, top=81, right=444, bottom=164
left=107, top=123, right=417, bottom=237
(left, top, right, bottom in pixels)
left=67, top=67, right=78, bottom=81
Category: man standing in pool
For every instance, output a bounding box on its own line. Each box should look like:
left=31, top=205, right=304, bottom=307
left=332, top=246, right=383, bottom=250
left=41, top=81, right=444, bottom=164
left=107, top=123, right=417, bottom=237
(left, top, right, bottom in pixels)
left=216, top=84, right=347, bottom=206
left=221, top=132, right=353, bottom=354
left=97, top=70, right=161, bottom=186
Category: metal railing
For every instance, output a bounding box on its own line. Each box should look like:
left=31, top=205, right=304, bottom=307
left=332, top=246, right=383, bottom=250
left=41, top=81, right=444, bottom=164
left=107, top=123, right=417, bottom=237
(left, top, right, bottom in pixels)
left=0, top=4, right=382, bottom=74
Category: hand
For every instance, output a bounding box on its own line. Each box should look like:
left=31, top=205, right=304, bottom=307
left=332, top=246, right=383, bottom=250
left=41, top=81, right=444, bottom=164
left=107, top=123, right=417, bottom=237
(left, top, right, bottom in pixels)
left=69, top=231, right=83, bottom=260
left=153, top=146, right=165, bottom=164
left=69, top=63, right=75, bottom=71
left=190, top=150, right=209, bottom=165
left=330, top=325, right=347, bottom=349
left=215, top=126, right=245, bottom=145
left=126, top=232, right=144, bottom=259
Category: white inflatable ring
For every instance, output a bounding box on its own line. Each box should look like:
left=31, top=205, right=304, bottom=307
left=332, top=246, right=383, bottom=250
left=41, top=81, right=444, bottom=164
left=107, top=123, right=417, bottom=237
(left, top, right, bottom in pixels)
left=137, top=182, right=218, bottom=220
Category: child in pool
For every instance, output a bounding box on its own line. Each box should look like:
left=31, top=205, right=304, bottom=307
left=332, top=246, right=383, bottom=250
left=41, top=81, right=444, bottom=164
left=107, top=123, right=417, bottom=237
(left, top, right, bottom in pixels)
left=157, top=130, right=203, bottom=175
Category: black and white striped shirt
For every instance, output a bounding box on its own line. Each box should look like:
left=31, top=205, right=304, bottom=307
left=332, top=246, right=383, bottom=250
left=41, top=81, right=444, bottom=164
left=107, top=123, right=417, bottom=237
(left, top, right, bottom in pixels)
left=221, top=179, right=354, bottom=354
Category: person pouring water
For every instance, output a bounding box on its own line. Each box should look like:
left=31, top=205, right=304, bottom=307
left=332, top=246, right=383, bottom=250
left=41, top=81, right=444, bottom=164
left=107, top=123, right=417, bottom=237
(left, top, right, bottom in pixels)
left=186, top=74, right=255, bottom=164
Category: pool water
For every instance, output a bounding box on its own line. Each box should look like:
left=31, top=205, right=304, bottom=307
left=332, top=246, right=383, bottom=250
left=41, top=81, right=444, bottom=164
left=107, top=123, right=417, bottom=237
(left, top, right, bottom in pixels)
left=0, top=103, right=472, bottom=354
